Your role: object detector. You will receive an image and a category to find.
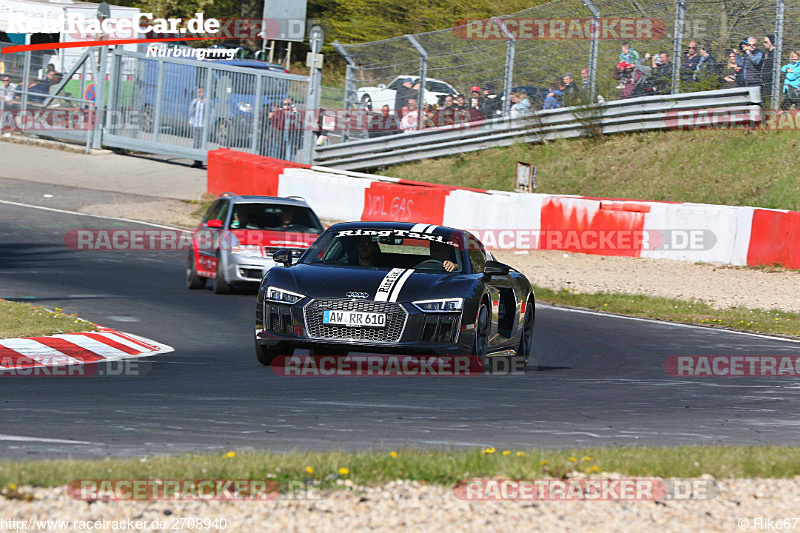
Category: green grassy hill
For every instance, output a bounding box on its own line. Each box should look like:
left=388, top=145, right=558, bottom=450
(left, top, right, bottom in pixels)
left=379, top=129, right=800, bottom=211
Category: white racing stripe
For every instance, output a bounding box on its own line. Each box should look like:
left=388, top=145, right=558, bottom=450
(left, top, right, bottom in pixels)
left=410, top=223, right=428, bottom=233
left=424, top=225, right=438, bottom=234
left=374, top=268, right=407, bottom=302
left=388, top=269, right=415, bottom=302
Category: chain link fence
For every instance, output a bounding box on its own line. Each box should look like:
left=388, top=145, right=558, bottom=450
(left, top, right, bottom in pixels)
left=333, top=0, right=795, bottom=141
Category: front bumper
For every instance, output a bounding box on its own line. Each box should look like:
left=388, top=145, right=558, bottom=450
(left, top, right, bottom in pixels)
left=223, top=252, right=277, bottom=283
left=255, top=297, right=473, bottom=355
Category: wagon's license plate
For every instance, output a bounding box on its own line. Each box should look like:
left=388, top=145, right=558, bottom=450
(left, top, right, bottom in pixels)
left=323, top=310, right=386, bottom=327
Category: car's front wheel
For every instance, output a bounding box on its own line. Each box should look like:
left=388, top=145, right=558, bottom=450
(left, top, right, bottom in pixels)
left=516, top=297, right=535, bottom=369
left=213, top=255, right=231, bottom=294
left=255, top=340, right=287, bottom=366
left=472, top=302, right=490, bottom=371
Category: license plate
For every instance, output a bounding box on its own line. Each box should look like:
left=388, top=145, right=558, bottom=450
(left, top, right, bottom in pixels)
left=323, top=310, right=386, bottom=328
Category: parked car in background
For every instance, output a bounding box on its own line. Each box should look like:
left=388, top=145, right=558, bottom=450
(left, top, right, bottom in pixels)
left=356, top=76, right=459, bottom=111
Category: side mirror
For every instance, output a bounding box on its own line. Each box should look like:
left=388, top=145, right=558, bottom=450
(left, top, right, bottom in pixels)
left=207, top=219, right=223, bottom=228
left=273, top=248, right=292, bottom=267
left=483, top=260, right=510, bottom=276
left=378, top=84, right=385, bottom=89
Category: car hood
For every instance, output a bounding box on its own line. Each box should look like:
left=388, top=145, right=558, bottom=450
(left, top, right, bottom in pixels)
left=275, top=264, right=475, bottom=303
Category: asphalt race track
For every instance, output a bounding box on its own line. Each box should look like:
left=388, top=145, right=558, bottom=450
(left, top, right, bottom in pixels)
left=2, top=201, right=800, bottom=460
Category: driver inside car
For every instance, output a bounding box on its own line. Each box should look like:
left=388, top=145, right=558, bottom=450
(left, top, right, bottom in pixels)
left=355, top=235, right=382, bottom=267
left=429, top=240, right=457, bottom=272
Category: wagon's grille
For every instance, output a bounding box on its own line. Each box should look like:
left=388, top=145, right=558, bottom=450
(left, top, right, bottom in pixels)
left=303, top=299, right=407, bottom=343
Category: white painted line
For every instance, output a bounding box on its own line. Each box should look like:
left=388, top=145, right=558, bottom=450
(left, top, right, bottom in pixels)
left=537, top=303, right=800, bottom=344
left=0, top=199, right=191, bottom=231
left=0, top=339, right=83, bottom=366
left=0, top=433, right=96, bottom=445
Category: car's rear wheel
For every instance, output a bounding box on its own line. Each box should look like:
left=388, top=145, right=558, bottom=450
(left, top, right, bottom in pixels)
left=186, top=250, right=205, bottom=289
left=472, top=302, right=490, bottom=371
left=213, top=255, right=231, bottom=294
left=361, top=94, right=373, bottom=111
left=516, top=298, right=535, bottom=369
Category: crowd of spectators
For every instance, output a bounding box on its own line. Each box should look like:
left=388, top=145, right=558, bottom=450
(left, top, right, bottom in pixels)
left=612, top=36, right=799, bottom=110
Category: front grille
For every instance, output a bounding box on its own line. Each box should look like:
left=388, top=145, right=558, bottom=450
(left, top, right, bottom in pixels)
left=419, top=314, right=461, bottom=343
left=265, top=302, right=294, bottom=334
left=304, top=299, right=407, bottom=343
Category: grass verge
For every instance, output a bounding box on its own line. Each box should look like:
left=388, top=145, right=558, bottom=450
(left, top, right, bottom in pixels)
left=1, top=447, right=799, bottom=490
left=533, top=285, right=800, bottom=337
left=0, top=299, right=96, bottom=339
left=380, top=129, right=800, bottom=211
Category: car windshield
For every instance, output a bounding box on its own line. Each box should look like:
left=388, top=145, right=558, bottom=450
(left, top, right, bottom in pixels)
left=229, top=204, right=323, bottom=233
left=299, top=228, right=465, bottom=273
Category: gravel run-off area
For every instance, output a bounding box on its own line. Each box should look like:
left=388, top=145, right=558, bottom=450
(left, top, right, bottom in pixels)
left=1, top=476, right=799, bottom=532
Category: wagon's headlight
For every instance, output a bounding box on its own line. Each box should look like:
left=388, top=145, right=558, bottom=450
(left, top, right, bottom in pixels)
left=266, top=287, right=305, bottom=303
left=413, top=298, right=463, bottom=312
left=231, top=245, right=263, bottom=257
left=238, top=102, right=253, bottom=113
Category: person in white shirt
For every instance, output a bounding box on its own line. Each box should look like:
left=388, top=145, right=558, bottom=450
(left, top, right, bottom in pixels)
left=188, top=87, right=207, bottom=168
left=1, top=77, right=18, bottom=103
left=401, top=98, right=419, bottom=132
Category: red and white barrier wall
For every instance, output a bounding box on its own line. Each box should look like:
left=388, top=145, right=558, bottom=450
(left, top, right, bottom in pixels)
left=207, top=149, right=800, bottom=268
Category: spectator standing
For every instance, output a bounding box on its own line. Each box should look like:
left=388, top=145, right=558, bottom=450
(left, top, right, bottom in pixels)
left=694, top=44, right=720, bottom=89
left=394, top=78, right=414, bottom=117
left=542, top=85, right=562, bottom=110
left=762, top=35, right=777, bottom=97
left=631, top=54, right=655, bottom=97
left=468, top=86, right=482, bottom=111
left=780, top=50, right=800, bottom=111
left=188, top=87, right=208, bottom=168
left=1, top=76, right=17, bottom=103
left=680, top=41, right=701, bottom=85
left=510, top=91, right=533, bottom=117
left=454, top=94, right=467, bottom=110
left=736, top=36, right=763, bottom=87
left=561, top=73, right=579, bottom=105
left=480, top=83, right=501, bottom=120
left=652, top=52, right=673, bottom=94
left=722, top=51, right=741, bottom=89
left=401, top=98, right=419, bottom=132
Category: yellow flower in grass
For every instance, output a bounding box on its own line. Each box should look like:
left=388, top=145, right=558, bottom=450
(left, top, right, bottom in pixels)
left=481, top=447, right=496, bottom=455
left=502, top=450, right=511, bottom=456
left=569, top=456, right=577, bottom=463
left=338, top=467, right=349, bottom=476
left=390, top=451, right=398, bottom=458
left=583, top=456, right=591, bottom=462
left=305, top=466, right=314, bottom=475
left=540, top=460, right=547, bottom=466
left=224, top=451, right=236, bottom=458
left=9, top=484, right=17, bottom=491
left=591, top=466, right=600, bottom=472
left=517, top=452, right=526, bottom=457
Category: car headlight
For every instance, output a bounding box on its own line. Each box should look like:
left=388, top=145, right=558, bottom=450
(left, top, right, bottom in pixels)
left=238, top=102, right=253, bottom=113
left=412, top=298, right=463, bottom=313
left=266, top=286, right=305, bottom=304
left=231, top=245, right=263, bottom=257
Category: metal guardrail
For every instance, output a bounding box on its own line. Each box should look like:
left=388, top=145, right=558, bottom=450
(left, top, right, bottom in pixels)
left=314, top=87, right=762, bottom=170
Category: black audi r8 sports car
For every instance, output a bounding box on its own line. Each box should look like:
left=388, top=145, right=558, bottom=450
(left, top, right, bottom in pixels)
left=255, top=222, right=535, bottom=370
